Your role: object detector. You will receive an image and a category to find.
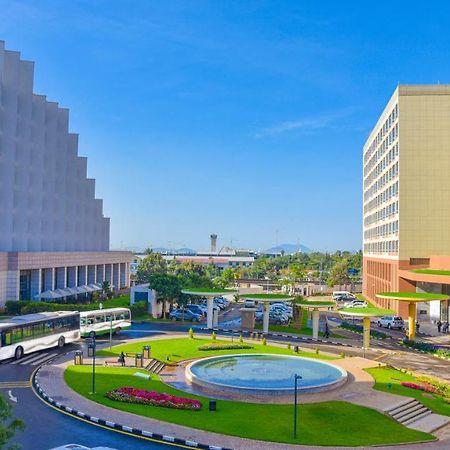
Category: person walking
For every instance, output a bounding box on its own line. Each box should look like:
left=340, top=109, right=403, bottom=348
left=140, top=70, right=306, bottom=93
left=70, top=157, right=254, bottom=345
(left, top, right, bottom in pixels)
left=324, top=322, right=330, bottom=339
left=444, top=321, right=449, bottom=333
left=119, top=351, right=126, bottom=367
left=437, top=320, right=442, bottom=333
left=415, top=321, right=420, bottom=334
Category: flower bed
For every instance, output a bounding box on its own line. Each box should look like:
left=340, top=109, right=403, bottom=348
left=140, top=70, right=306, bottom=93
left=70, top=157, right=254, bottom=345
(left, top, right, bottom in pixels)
left=198, top=343, right=253, bottom=351
left=105, top=387, right=201, bottom=410
left=339, top=321, right=388, bottom=339
left=401, top=339, right=450, bottom=359
left=401, top=380, right=450, bottom=403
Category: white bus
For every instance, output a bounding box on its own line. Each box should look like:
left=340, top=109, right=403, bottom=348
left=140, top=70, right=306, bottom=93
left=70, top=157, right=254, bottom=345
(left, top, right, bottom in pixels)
left=0, top=311, right=80, bottom=360
left=80, top=307, right=131, bottom=338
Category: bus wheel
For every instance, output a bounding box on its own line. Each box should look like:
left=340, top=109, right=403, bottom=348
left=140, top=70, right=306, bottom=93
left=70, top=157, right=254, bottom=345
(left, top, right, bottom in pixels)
left=15, top=346, right=24, bottom=360
left=58, top=336, right=65, bottom=348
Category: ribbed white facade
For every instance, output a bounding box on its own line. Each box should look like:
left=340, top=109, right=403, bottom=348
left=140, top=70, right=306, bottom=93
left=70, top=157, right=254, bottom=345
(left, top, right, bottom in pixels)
left=0, top=41, right=109, bottom=252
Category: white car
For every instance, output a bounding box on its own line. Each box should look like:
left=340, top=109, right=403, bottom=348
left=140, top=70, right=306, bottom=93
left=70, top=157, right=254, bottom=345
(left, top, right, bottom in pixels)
left=377, top=316, right=404, bottom=330
left=344, top=300, right=367, bottom=308
left=244, top=299, right=256, bottom=308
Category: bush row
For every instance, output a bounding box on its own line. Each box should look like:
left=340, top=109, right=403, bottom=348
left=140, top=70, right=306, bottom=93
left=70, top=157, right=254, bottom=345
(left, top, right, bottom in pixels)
left=198, top=343, right=253, bottom=351
left=401, top=338, right=450, bottom=359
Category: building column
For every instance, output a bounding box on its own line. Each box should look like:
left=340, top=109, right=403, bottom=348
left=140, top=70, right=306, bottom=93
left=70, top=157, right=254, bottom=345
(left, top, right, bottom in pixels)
left=363, top=316, right=371, bottom=348
left=30, top=269, right=42, bottom=300
left=207, top=297, right=214, bottom=329
left=408, top=302, right=417, bottom=340
left=96, top=264, right=105, bottom=284
left=312, top=308, right=320, bottom=340
left=6, top=271, right=20, bottom=301
left=262, top=302, right=270, bottom=334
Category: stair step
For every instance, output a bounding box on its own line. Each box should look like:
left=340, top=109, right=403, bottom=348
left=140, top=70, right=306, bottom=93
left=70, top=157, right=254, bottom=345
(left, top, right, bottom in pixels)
left=396, top=406, right=430, bottom=423
left=392, top=402, right=425, bottom=419
left=388, top=400, right=419, bottom=415
left=403, top=410, right=432, bottom=425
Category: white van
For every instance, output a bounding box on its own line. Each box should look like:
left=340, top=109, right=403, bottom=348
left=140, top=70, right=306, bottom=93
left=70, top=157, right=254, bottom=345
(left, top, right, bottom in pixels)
left=332, top=291, right=354, bottom=300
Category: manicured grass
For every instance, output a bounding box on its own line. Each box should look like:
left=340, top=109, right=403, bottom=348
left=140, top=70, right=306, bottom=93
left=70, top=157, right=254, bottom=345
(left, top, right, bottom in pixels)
left=366, top=367, right=450, bottom=417
left=240, top=293, right=292, bottom=300
left=97, top=337, right=336, bottom=361
left=377, top=292, right=449, bottom=301
left=65, top=366, right=433, bottom=446
left=412, top=269, right=450, bottom=276
left=340, top=306, right=394, bottom=316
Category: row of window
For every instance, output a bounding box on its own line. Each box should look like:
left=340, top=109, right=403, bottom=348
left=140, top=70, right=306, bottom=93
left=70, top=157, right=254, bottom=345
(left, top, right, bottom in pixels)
left=364, top=142, right=399, bottom=188
left=364, top=104, right=399, bottom=165
left=364, top=220, right=399, bottom=239
left=364, top=240, right=399, bottom=254
left=364, top=161, right=399, bottom=202
left=364, top=181, right=399, bottom=214
left=364, top=200, right=399, bottom=226
left=0, top=315, right=80, bottom=347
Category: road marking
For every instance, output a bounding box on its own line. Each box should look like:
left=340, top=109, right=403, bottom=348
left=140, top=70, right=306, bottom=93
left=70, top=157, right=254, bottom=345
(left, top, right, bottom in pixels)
left=29, top=353, right=58, bottom=366
left=8, top=390, right=17, bottom=403
left=0, top=381, right=30, bottom=389
left=9, top=352, right=48, bottom=365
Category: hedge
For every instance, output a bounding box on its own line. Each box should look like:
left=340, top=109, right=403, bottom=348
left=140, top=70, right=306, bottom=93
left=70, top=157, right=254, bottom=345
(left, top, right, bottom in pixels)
left=339, top=321, right=388, bottom=339
left=198, top=343, right=253, bottom=351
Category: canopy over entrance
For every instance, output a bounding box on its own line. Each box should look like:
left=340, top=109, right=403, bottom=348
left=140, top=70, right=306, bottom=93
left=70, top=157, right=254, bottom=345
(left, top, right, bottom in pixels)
left=296, top=299, right=335, bottom=340
left=376, top=291, right=449, bottom=339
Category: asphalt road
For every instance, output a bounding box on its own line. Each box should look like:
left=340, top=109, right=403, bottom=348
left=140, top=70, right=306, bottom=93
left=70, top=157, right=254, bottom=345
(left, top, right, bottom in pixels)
left=0, top=335, right=174, bottom=450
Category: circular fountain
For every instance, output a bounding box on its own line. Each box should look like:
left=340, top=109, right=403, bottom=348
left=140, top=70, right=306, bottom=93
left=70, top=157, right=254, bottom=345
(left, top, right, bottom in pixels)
left=185, top=354, right=347, bottom=395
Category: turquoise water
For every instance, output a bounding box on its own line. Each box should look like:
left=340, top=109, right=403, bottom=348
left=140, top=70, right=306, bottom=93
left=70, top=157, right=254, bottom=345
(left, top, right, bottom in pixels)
left=189, top=354, right=346, bottom=390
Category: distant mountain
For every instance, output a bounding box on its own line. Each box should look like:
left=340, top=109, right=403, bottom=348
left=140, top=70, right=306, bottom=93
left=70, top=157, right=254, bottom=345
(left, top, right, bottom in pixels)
left=152, top=247, right=197, bottom=255
left=265, top=243, right=312, bottom=255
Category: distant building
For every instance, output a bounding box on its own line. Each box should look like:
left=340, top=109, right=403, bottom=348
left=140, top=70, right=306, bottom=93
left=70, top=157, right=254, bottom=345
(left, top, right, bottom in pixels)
left=0, top=42, right=132, bottom=305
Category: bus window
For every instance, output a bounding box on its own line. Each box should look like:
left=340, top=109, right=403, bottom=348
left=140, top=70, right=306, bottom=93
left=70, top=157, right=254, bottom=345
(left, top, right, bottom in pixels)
left=33, top=323, right=45, bottom=337
left=22, top=325, right=33, bottom=340
left=124, top=311, right=130, bottom=320
left=12, top=328, right=23, bottom=343
left=44, top=321, right=54, bottom=335
left=3, top=331, right=12, bottom=346
left=106, top=314, right=113, bottom=322
left=80, top=317, right=86, bottom=326
left=95, top=315, right=105, bottom=323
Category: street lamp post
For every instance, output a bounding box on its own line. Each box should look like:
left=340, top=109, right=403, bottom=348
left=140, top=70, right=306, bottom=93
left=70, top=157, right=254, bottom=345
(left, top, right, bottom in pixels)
left=293, top=374, right=302, bottom=439
left=89, top=336, right=97, bottom=394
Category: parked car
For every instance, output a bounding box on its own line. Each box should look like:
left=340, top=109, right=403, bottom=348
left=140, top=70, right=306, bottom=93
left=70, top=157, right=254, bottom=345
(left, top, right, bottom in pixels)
left=271, top=302, right=293, bottom=313
left=214, top=296, right=230, bottom=307
left=169, top=309, right=202, bottom=322
left=255, top=311, right=289, bottom=325
left=186, top=304, right=205, bottom=316
left=332, top=291, right=354, bottom=301
left=244, top=299, right=256, bottom=308
left=344, top=300, right=367, bottom=308
left=199, top=300, right=220, bottom=312
left=271, top=305, right=293, bottom=318
left=377, top=316, right=405, bottom=330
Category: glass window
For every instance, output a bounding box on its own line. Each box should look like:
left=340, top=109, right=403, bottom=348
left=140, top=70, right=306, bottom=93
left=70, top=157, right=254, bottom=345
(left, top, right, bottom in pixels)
left=22, top=326, right=33, bottom=340
left=95, top=315, right=105, bottom=323
left=33, top=323, right=45, bottom=337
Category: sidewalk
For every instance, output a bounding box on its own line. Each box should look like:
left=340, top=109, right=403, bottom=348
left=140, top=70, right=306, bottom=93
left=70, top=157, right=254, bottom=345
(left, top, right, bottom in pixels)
left=33, top=350, right=450, bottom=450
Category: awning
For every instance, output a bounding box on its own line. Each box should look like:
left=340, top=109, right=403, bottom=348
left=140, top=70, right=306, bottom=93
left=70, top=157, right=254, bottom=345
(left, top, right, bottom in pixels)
left=35, top=283, right=104, bottom=300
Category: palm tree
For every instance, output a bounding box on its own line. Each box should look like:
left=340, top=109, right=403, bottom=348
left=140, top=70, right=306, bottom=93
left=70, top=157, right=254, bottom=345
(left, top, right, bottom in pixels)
left=101, top=280, right=111, bottom=300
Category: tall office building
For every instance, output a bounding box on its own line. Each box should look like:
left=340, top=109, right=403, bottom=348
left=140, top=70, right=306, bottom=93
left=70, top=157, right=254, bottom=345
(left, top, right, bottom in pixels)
left=363, top=85, right=450, bottom=319
left=0, top=41, right=132, bottom=305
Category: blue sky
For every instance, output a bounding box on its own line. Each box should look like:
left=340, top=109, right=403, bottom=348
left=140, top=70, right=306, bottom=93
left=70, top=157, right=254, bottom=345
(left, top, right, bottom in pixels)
left=1, top=1, right=449, bottom=252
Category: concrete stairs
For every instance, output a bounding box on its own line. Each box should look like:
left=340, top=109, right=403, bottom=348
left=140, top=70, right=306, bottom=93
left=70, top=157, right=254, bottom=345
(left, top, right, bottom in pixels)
left=387, top=399, right=431, bottom=425
left=145, top=358, right=166, bottom=375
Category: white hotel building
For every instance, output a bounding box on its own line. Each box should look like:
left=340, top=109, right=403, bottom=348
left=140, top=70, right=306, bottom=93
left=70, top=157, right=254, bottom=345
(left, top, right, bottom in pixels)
left=0, top=41, right=132, bottom=306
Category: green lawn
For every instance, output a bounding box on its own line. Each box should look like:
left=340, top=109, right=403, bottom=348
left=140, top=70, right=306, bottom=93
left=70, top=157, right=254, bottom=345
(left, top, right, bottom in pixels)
left=366, top=367, right=450, bottom=416
left=412, top=269, right=450, bottom=277
left=97, top=337, right=336, bottom=361
left=65, top=366, right=433, bottom=446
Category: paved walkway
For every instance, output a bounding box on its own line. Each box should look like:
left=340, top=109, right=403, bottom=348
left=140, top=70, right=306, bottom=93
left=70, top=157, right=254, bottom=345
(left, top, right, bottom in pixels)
left=32, top=336, right=450, bottom=450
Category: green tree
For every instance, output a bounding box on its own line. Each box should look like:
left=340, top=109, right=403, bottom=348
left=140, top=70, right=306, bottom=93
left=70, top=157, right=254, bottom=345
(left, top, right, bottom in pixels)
left=0, top=392, right=24, bottom=449
left=148, top=272, right=181, bottom=318
left=214, top=268, right=237, bottom=289
left=136, top=252, right=168, bottom=283
left=327, top=260, right=351, bottom=289
left=101, top=280, right=111, bottom=300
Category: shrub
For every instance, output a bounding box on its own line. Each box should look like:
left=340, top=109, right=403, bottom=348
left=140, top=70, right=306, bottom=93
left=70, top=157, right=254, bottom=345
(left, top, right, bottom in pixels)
left=239, top=334, right=243, bottom=343
left=5, top=300, right=28, bottom=315
left=340, top=351, right=345, bottom=358
left=105, top=387, right=201, bottom=410
left=340, top=321, right=388, bottom=339
left=315, top=348, right=320, bottom=355
left=211, top=331, right=217, bottom=340
left=130, top=301, right=148, bottom=317
left=188, top=328, right=194, bottom=339
left=262, top=338, right=267, bottom=346
left=287, top=343, right=291, bottom=350
left=198, top=343, right=253, bottom=351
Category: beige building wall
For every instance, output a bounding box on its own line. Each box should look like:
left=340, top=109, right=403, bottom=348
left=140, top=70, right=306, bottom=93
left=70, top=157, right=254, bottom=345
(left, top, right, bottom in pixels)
left=398, top=85, right=450, bottom=259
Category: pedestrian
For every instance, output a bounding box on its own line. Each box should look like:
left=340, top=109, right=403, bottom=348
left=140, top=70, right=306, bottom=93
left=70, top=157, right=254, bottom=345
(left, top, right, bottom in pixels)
left=415, top=321, right=420, bottom=334
left=119, top=351, right=126, bottom=367
left=444, top=322, right=449, bottom=333
left=324, top=323, right=330, bottom=339
left=437, top=320, right=442, bottom=333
